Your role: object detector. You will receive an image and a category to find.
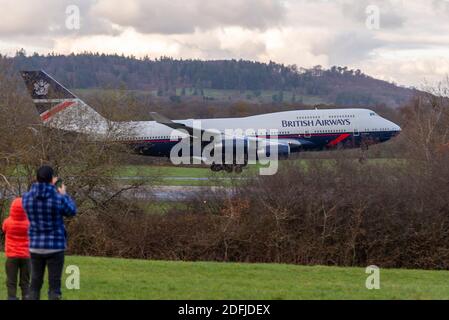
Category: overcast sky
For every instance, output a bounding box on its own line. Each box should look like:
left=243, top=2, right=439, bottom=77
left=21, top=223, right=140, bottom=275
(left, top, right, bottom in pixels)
left=0, top=0, right=448, bottom=87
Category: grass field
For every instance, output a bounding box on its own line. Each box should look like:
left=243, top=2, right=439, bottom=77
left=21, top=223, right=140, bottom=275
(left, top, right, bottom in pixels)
left=1, top=158, right=407, bottom=187
left=116, top=158, right=406, bottom=176
left=115, top=158, right=405, bottom=186
left=1, top=253, right=448, bottom=300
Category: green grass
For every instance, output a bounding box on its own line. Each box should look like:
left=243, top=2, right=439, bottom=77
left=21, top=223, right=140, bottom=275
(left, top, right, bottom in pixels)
left=114, top=158, right=406, bottom=185
left=0, top=158, right=408, bottom=187
left=114, top=164, right=254, bottom=186
left=1, top=253, right=448, bottom=300
left=117, top=165, right=210, bottom=178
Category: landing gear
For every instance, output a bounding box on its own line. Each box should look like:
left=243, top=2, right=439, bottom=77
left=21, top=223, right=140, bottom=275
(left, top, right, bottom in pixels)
left=234, top=165, right=243, bottom=174
left=211, top=164, right=223, bottom=172
left=210, top=163, right=245, bottom=174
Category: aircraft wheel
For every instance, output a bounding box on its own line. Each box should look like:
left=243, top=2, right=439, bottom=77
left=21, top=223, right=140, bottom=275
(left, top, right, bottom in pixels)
left=224, top=165, right=234, bottom=173
left=234, top=165, right=243, bottom=174
left=211, top=164, right=223, bottom=172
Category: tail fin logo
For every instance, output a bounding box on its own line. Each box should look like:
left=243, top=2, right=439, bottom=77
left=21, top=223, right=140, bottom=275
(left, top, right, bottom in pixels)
left=34, top=80, right=50, bottom=96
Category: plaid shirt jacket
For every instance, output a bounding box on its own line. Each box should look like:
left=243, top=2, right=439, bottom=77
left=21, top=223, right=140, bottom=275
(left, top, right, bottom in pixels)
left=22, top=183, right=77, bottom=250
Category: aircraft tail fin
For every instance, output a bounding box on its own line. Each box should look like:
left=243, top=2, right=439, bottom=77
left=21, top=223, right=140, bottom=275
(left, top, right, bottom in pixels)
left=20, top=70, right=79, bottom=122
left=20, top=70, right=108, bottom=134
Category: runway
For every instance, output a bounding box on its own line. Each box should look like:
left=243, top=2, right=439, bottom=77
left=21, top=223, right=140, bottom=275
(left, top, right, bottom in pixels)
left=0, top=176, right=237, bottom=202
left=123, top=185, right=233, bottom=201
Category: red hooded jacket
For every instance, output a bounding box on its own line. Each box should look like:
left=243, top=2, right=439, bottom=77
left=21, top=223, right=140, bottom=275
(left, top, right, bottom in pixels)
left=2, top=198, right=30, bottom=258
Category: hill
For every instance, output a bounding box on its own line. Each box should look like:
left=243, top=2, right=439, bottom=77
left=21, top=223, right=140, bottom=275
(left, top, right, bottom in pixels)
left=1, top=253, right=448, bottom=300
left=8, top=51, right=417, bottom=107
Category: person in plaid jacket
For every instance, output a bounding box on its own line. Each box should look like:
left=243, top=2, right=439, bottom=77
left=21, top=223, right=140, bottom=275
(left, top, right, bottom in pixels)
left=22, top=166, right=77, bottom=300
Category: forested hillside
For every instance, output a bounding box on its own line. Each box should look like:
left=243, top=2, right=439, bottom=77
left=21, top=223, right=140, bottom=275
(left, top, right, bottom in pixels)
left=8, top=51, right=416, bottom=107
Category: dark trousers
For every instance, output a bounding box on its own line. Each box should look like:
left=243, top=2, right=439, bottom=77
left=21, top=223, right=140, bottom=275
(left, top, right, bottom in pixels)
left=30, top=251, right=65, bottom=300
left=5, top=258, right=31, bottom=300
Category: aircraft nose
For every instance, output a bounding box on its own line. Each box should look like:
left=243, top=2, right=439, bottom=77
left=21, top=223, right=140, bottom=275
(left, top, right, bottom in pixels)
left=392, top=123, right=401, bottom=137
left=395, top=123, right=401, bottom=132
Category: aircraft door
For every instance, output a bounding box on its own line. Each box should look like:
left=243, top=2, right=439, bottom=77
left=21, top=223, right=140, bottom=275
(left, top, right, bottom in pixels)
left=305, top=130, right=311, bottom=138
left=352, top=127, right=360, bottom=148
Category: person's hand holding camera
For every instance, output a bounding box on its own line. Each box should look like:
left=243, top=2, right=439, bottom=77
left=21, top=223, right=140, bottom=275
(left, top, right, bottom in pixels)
left=57, top=184, right=67, bottom=195
left=52, top=177, right=67, bottom=195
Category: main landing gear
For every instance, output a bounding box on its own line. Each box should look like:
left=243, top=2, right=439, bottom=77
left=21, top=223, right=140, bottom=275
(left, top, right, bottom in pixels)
left=210, top=163, right=245, bottom=173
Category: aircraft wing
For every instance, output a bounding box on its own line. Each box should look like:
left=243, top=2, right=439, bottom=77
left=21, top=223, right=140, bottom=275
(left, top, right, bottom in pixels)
left=149, top=112, right=222, bottom=139
left=150, top=112, right=312, bottom=150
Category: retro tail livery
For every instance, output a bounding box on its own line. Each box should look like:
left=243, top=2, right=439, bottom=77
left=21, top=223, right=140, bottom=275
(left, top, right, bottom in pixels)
left=21, top=70, right=109, bottom=135
left=21, top=70, right=401, bottom=173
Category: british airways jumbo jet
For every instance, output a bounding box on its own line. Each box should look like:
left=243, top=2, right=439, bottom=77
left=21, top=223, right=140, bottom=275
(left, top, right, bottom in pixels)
left=21, top=71, right=401, bottom=173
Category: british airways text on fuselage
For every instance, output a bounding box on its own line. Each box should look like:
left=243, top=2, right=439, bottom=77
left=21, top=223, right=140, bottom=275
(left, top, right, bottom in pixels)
left=281, top=119, right=351, bottom=128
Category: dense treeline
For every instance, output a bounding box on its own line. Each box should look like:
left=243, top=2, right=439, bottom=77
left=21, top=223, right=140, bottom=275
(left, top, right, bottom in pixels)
left=8, top=50, right=416, bottom=107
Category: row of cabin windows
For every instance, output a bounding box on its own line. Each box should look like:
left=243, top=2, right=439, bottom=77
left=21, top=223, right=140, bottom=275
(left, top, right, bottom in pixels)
left=364, top=128, right=391, bottom=132
left=279, top=129, right=348, bottom=135
left=296, top=115, right=356, bottom=120
left=277, top=127, right=394, bottom=135
left=315, top=129, right=347, bottom=133
left=296, top=115, right=320, bottom=120
left=117, top=136, right=175, bottom=141
left=329, top=115, right=355, bottom=118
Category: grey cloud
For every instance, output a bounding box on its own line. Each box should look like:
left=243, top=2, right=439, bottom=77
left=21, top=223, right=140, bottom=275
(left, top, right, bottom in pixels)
left=313, top=31, right=385, bottom=66
left=0, top=0, right=286, bottom=37
left=0, top=0, right=64, bottom=36
left=92, top=0, right=286, bottom=35
left=0, top=0, right=120, bottom=37
left=432, top=0, right=449, bottom=14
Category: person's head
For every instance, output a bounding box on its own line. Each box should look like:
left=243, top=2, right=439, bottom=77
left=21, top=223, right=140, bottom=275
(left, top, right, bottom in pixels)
left=36, top=165, right=55, bottom=184
left=10, top=198, right=27, bottom=221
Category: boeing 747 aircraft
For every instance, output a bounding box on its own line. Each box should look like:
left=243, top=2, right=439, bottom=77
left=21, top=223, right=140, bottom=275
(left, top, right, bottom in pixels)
left=21, top=71, right=401, bottom=173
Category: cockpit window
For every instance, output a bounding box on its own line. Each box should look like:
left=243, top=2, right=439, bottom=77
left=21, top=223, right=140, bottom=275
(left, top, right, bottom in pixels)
left=369, top=112, right=376, bottom=116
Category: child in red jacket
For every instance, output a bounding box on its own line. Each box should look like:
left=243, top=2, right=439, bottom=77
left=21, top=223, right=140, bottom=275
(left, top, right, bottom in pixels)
left=2, top=198, right=30, bottom=300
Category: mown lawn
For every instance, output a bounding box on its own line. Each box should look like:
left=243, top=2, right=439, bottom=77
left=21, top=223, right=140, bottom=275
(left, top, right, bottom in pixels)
left=114, top=158, right=406, bottom=186
left=1, top=254, right=448, bottom=300
left=0, top=158, right=411, bottom=187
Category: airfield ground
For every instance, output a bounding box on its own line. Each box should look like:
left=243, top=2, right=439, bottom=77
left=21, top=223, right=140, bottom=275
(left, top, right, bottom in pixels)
left=3, top=158, right=404, bottom=187
left=1, top=253, right=448, bottom=300
left=114, top=158, right=405, bottom=186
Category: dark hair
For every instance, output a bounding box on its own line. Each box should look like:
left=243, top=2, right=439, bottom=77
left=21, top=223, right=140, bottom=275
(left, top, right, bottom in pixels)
left=36, top=165, right=54, bottom=183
